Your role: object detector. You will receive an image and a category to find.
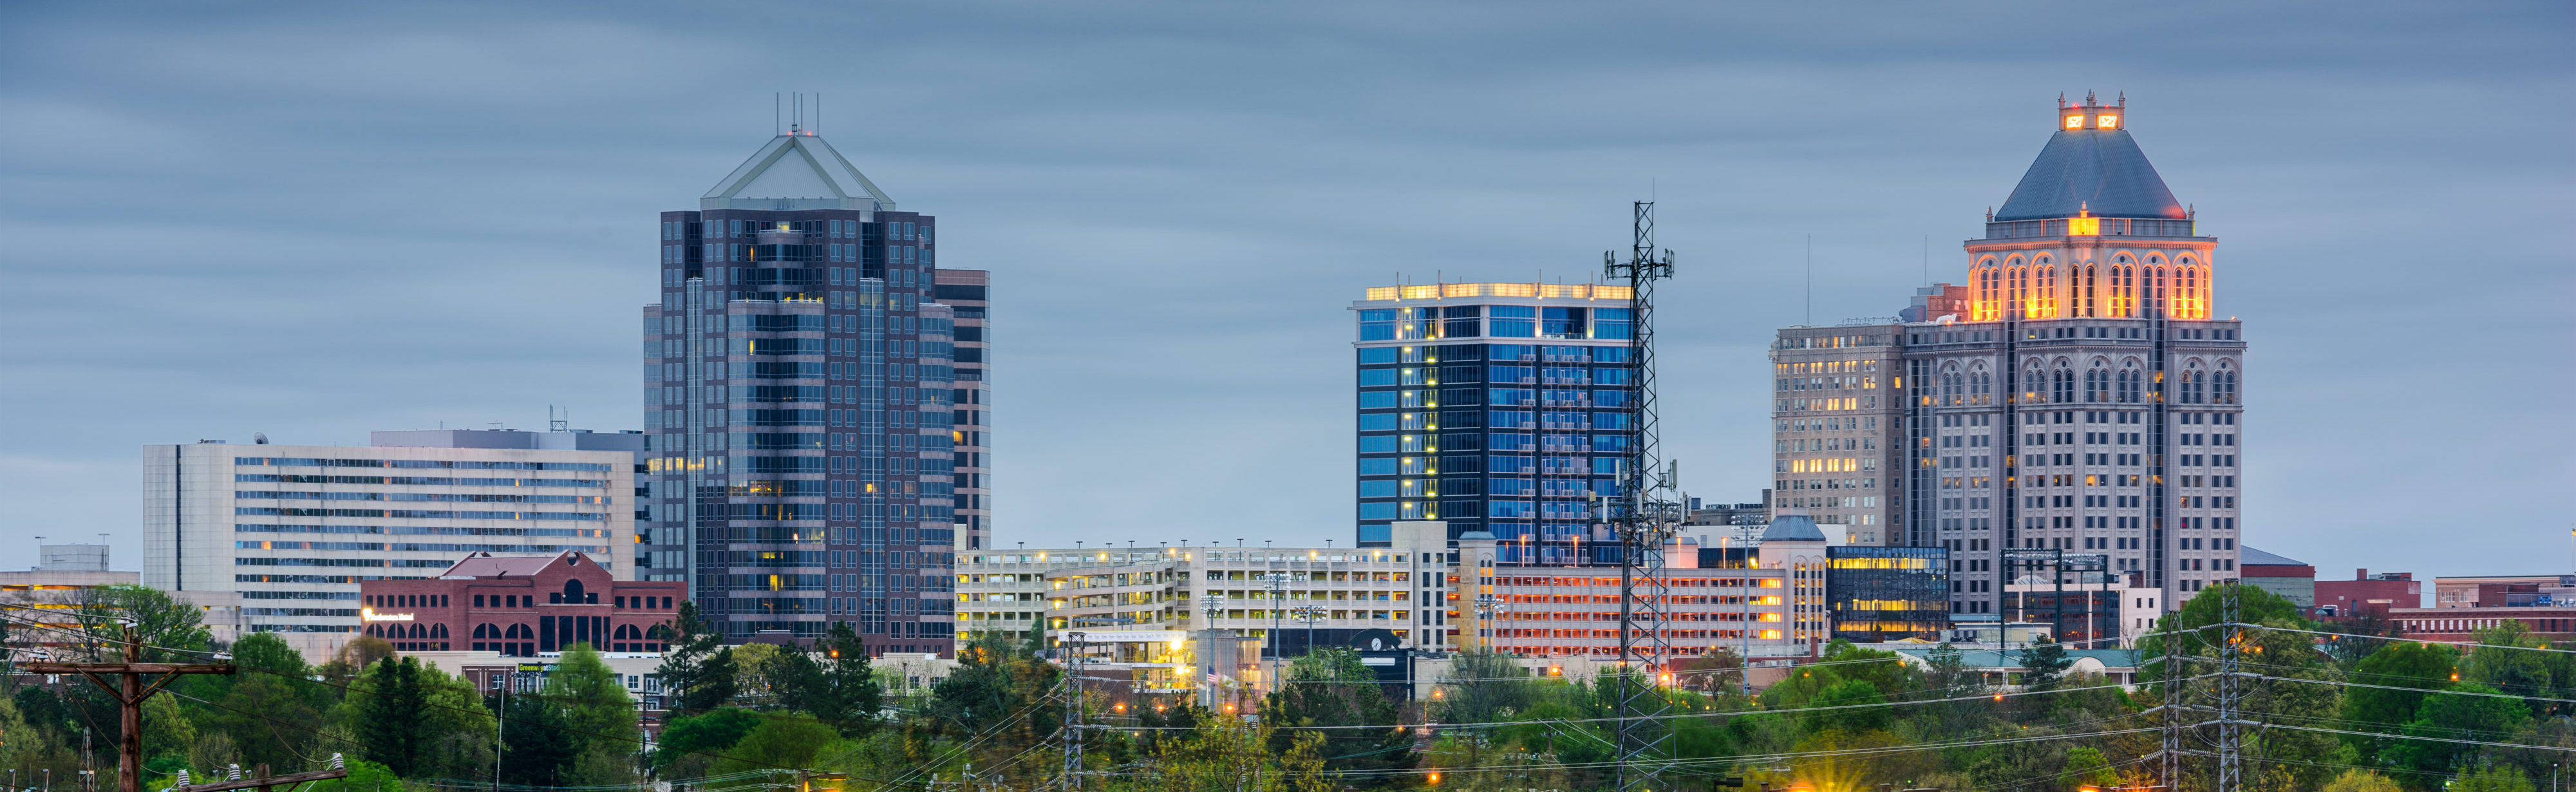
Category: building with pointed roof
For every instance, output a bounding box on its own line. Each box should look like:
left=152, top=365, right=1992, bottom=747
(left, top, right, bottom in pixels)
left=1770, top=94, right=2245, bottom=626
left=644, top=122, right=991, bottom=654
left=700, top=133, right=898, bottom=211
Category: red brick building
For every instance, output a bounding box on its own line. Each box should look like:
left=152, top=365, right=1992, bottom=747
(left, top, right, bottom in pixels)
left=2315, top=569, right=2421, bottom=624
left=357, top=551, right=686, bottom=655
left=2389, top=606, right=2576, bottom=645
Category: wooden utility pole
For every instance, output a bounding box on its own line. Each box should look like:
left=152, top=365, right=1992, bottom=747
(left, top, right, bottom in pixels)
left=23, top=624, right=235, bottom=792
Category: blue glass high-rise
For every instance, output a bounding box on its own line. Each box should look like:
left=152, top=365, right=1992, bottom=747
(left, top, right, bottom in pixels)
left=1351, top=283, right=1639, bottom=565
left=641, top=129, right=984, bottom=654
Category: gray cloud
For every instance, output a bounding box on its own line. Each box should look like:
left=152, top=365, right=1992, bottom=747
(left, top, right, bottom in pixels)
left=0, top=0, right=2567, bottom=581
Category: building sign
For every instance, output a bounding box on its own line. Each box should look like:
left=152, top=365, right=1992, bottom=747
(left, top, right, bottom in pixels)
left=359, top=608, right=413, bottom=622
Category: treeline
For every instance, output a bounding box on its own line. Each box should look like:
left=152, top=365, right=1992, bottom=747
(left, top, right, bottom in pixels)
left=0, top=585, right=641, bottom=791
left=10, top=585, right=2573, bottom=792
left=742, top=584, right=2576, bottom=792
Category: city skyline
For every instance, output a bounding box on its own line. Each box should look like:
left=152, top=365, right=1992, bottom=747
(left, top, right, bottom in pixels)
left=1, top=1, right=2568, bottom=585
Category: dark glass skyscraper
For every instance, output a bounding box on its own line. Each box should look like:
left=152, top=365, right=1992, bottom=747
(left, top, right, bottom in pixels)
left=642, top=129, right=985, bottom=653
left=1350, top=282, right=1639, bottom=564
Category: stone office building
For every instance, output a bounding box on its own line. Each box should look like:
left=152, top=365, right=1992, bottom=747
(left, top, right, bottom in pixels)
left=1772, top=94, right=2246, bottom=616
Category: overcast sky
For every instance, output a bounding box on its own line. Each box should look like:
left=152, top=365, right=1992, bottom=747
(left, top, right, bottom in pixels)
left=1, top=1, right=2568, bottom=583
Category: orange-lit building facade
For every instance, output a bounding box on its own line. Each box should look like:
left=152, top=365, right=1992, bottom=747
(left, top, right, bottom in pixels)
left=1774, top=94, right=2245, bottom=623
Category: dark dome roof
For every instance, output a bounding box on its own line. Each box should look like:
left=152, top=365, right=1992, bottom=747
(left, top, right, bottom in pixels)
left=1762, top=514, right=1828, bottom=543
left=1993, top=127, right=2185, bottom=222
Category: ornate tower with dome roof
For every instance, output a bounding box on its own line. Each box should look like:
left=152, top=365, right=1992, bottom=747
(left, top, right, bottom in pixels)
left=1773, top=94, right=2244, bottom=636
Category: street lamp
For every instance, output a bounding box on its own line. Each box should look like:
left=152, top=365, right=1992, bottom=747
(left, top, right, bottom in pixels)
left=1472, top=593, right=1505, bottom=654
left=1263, top=572, right=1290, bottom=695
left=1199, top=593, right=1225, bottom=711
left=1292, top=605, right=1328, bottom=659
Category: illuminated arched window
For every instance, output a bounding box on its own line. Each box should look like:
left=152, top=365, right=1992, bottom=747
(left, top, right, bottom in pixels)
left=2215, top=361, right=2238, bottom=405
left=2181, top=364, right=2206, bottom=405
left=2114, top=263, right=2134, bottom=317
left=2036, top=265, right=2057, bottom=317
left=2080, top=264, right=2097, bottom=317
left=2085, top=366, right=2109, bottom=403
left=2118, top=366, right=2142, bottom=404
left=2187, top=267, right=2199, bottom=317
left=1976, top=268, right=2000, bottom=321
left=1941, top=363, right=1962, bottom=406
left=2023, top=361, right=2046, bottom=404
left=1968, top=364, right=1992, bottom=406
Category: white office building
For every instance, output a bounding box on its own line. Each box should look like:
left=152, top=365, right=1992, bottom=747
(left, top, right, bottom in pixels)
left=144, top=429, right=641, bottom=657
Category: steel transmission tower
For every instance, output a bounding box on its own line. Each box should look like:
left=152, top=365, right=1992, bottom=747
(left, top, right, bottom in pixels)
left=1063, top=632, right=1087, bottom=791
left=2215, top=583, right=2246, bottom=792
left=1603, top=201, right=1680, bottom=792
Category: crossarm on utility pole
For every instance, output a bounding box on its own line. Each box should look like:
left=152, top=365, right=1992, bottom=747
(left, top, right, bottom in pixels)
left=171, top=768, right=349, bottom=792
left=20, top=623, right=237, bottom=792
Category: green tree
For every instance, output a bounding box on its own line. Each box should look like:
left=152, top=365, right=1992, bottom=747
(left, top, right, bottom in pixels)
left=351, top=657, right=435, bottom=777
left=656, top=601, right=736, bottom=713
left=0, top=696, right=59, bottom=784
left=2134, top=582, right=2309, bottom=685
left=2390, top=684, right=2529, bottom=779
left=919, top=631, right=1060, bottom=786
left=1804, top=679, right=1892, bottom=735
left=2018, top=636, right=2073, bottom=691
left=728, top=643, right=785, bottom=708
left=655, top=709, right=761, bottom=773
left=711, top=718, right=839, bottom=778
left=140, top=693, right=195, bottom=766
left=775, top=623, right=884, bottom=737
left=2321, top=769, right=2404, bottom=792
left=2341, top=640, right=2458, bottom=767
left=2063, top=746, right=2118, bottom=787
left=550, top=643, right=641, bottom=786
left=2138, top=585, right=2338, bottom=789
left=498, top=688, right=576, bottom=788
left=207, top=632, right=332, bottom=775
left=1916, top=643, right=1992, bottom=735
left=344, top=654, right=493, bottom=782
left=417, top=659, right=499, bottom=780
left=306, top=760, right=405, bottom=792
left=1432, top=648, right=1536, bottom=726
left=2452, top=764, right=2534, bottom=792
left=1261, top=648, right=1410, bottom=778
left=2459, top=621, right=2552, bottom=715
left=73, top=584, right=212, bottom=661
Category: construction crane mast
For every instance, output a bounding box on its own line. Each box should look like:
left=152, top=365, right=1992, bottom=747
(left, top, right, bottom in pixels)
left=1604, top=201, right=1680, bottom=792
